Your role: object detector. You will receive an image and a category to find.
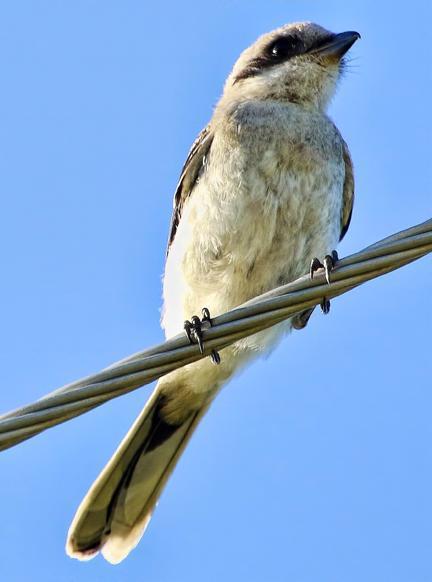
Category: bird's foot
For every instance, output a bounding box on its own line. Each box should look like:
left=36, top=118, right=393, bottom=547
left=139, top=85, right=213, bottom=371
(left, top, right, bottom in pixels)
left=309, top=250, right=339, bottom=315
left=310, top=250, right=339, bottom=283
left=184, top=307, right=221, bottom=365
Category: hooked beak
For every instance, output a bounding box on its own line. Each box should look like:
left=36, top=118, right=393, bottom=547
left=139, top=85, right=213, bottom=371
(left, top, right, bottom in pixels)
left=310, top=31, right=360, bottom=60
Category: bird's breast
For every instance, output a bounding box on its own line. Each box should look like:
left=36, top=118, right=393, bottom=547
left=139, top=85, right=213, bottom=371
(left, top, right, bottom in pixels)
left=162, top=103, right=345, bottom=335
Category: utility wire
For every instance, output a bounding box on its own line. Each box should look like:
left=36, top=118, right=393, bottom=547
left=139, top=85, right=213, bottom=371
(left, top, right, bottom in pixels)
left=0, top=218, right=431, bottom=452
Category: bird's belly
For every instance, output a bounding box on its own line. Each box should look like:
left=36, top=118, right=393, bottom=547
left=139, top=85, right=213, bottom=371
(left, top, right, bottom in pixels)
left=162, top=161, right=342, bottom=339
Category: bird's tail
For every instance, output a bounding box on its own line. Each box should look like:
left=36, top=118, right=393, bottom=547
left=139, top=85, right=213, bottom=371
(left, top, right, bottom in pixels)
left=66, top=386, right=208, bottom=564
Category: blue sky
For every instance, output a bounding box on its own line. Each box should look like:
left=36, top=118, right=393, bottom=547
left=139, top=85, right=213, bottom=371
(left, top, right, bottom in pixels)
left=0, top=2, right=431, bottom=581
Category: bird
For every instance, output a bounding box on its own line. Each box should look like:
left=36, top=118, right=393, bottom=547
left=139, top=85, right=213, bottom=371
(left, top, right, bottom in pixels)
left=66, top=21, right=359, bottom=564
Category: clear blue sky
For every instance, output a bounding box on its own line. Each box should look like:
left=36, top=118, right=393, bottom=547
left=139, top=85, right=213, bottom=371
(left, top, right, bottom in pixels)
left=0, top=2, right=431, bottom=581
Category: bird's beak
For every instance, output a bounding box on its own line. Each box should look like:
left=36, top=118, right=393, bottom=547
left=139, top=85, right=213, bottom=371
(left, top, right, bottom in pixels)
left=309, top=31, right=360, bottom=60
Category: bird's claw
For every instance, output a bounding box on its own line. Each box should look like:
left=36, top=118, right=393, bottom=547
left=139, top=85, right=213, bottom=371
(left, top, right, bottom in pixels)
left=323, top=250, right=339, bottom=284
left=310, top=250, right=338, bottom=283
left=309, top=250, right=339, bottom=315
left=320, top=298, right=331, bottom=315
left=309, top=257, right=324, bottom=279
left=184, top=308, right=221, bottom=365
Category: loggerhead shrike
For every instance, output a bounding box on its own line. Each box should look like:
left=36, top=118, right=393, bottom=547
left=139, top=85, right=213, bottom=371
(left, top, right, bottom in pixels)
left=66, top=22, right=359, bottom=564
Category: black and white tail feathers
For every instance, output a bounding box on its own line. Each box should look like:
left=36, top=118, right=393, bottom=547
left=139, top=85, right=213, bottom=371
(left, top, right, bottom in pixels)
left=66, top=387, right=206, bottom=564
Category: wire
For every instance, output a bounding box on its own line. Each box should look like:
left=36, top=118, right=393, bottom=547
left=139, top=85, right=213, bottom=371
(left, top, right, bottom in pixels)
left=0, top=218, right=431, bottom=451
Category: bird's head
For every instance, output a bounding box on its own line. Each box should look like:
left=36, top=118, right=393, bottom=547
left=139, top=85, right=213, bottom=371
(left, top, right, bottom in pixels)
left=223, top=22, right=360, bottom=111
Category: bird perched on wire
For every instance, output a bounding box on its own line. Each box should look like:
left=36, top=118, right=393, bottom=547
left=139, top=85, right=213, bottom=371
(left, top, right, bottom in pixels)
left=67, top=21, right=359, bottom=564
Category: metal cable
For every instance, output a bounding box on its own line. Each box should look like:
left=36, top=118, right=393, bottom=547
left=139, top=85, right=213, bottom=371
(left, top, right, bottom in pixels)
left=1, top=218, right=431, bottom=451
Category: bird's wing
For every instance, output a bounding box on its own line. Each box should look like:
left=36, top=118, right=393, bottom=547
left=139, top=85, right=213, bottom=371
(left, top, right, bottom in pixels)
left=166, top=125, right=214, bottom=254
left=339, top=139, right=355, bottom=241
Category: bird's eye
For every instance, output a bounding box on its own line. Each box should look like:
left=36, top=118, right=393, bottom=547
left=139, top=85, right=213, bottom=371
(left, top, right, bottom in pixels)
left=269, top=36, right=302, bottom=60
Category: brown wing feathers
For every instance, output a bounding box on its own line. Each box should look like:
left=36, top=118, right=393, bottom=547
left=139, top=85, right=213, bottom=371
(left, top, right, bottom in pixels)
left=339, top=139, right=355, bottom=241
left=166, top=126, right=214, bottom=253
